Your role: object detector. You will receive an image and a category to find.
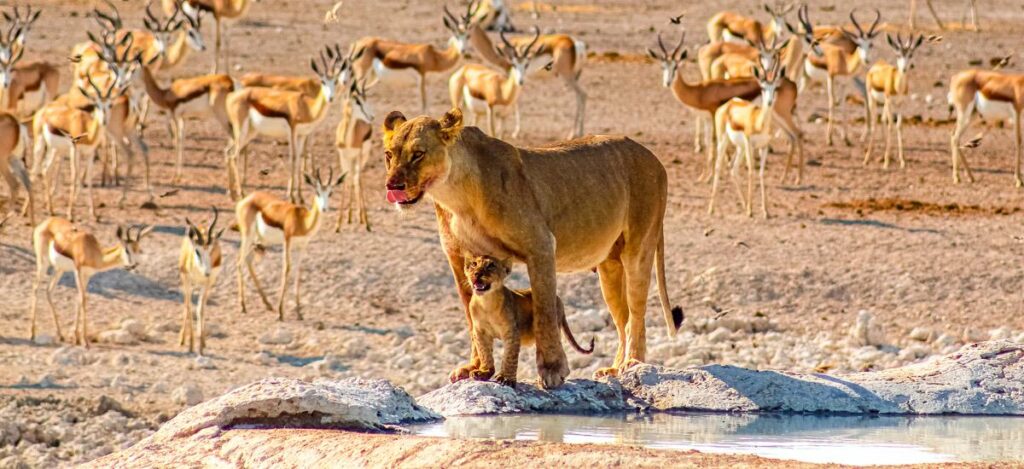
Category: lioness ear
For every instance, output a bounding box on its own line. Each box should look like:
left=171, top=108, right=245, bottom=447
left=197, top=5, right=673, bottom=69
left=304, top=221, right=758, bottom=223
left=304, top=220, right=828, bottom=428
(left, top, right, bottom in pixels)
left=439, top=108, right=463, bottom=145
left=382, top=111, right=407, bottom=146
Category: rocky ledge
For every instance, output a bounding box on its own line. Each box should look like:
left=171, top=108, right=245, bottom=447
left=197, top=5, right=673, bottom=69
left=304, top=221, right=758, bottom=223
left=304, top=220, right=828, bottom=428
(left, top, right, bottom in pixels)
left=91, top=341, right=1024, bottom=466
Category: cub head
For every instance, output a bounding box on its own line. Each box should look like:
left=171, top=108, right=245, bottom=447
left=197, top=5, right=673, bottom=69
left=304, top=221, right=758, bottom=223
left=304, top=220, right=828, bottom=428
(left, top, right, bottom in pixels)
left=381, top=108, right=463, bottom=208
left=464, top=255, right=512, bottom=295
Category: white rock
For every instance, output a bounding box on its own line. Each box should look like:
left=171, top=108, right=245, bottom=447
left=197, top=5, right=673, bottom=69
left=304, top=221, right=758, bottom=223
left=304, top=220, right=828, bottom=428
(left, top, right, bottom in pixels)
left=172, top=384, right=204, bottom=407
left=849, top=311, right=885, bottom=347
left=193, top=356, right=214, bottom=369
left=98, top=329, right=138, bottom=345
left=120, top=319, right=147, bottom=339
left=898, top=345, right=931, bottom=361
left=253, top=351, right=276, bottom=366
left=392, top=355, right=414, bottom=370
left=48, top=347, right=86, bottom=366
left=258, top=327, right=293, bottom=345
left=707, top=327, right=732, bottom=343
left=32, top=334, right=57, bottom=346
left=110, top=353, right=131, bottom=367
left=989, top=327, right=1013, bottom=341
left=962, top=327, right=987, bottom=343
left=933, top=333, right=960, bottom=349
left=908, top=327, right=934, bottom=342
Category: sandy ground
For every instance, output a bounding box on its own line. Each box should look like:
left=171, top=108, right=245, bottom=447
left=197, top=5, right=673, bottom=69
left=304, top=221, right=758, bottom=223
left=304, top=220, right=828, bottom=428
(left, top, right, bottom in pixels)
left=3, top=0, right=1024, bottom=466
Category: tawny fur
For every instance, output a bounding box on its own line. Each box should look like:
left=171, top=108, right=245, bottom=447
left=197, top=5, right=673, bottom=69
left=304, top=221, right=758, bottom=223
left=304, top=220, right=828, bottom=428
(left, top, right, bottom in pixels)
left=382, top=108, right=681, bottom=389
left=948, top=69, right=1024, bottom=186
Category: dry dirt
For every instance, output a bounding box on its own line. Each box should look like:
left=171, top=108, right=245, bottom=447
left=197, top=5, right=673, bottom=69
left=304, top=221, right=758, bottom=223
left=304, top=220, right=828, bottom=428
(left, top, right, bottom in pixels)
left=3, top=0, right=1024, bottom=466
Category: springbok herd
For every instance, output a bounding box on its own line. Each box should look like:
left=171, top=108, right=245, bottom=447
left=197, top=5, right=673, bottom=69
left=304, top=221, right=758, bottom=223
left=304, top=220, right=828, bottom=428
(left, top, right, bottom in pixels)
left=0, top=0, right=1014, bottom=364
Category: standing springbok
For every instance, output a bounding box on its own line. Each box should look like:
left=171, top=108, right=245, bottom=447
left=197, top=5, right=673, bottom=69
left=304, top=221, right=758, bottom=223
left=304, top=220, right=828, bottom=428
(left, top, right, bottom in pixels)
left=140, top=65, right=234, bottom=184
left=0, top=45, right=59, bottom=115
left=225, top=50, right=342, bottom=202
left=30, top=219, right=152, bottom=347
left=452, top=3, right=587, bottom=138
left=33, top=76, right=124, bottom=222
left=948, top=70, right=1024, bottom=186
left=0, top=111, right=31, bottom=223
left=350, top=9, right=471, bottom=113
left=179, top=207, right=224, bottom=355
left=796, top=6, right=880, bottom=146
left=3, top=6, right=40, bottom=51
left=863, top=33, right=924, bottom=169
left=649, top=31, right=803, bottom=184
left=449, top=28, right=540, bottom=138
left=707, top=2, right=793, bottom=45
left=908, top=0, right=978, bottom=31
left=710, top=62, right=791, bottom=218
left=334, top=79, right=374, bottom=232
left=163, top=0, right=257, bottom=73
left=235, top=168, right=344, bottom=320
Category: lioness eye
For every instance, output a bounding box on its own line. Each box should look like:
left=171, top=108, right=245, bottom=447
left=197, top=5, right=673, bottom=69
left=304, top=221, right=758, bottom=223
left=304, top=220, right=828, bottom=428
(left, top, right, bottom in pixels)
left=385, top=151, right=394, bottom=163
left=411, top=151, right=425, bottom=163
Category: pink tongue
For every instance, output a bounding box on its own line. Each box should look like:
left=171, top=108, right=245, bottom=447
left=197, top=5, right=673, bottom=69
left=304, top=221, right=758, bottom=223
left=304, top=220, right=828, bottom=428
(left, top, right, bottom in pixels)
left=386, top=190, right=409, bottom=204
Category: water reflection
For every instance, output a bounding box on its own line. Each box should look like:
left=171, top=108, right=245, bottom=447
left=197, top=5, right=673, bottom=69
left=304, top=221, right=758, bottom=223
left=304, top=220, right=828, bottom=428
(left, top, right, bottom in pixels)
left=407, top=413, right=1024, bottom=465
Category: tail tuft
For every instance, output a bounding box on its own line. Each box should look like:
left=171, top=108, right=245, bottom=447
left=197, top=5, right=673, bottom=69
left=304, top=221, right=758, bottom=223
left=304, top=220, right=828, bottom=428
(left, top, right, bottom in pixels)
left=584, top=337, right=595, bottom=354
left=671, top=306, right=684, bottom=330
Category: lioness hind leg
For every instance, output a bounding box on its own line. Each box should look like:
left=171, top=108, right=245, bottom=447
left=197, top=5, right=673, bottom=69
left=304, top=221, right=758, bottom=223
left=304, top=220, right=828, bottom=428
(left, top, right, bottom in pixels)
left=594, top=258, right=629, bottom=379
left=620, top=243, right=657, bottom=370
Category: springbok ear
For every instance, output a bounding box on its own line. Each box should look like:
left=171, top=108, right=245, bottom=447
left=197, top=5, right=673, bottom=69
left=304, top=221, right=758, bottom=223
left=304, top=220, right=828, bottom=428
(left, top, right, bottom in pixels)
left=438, top=108, right=463, bottom=145
left=646, top=48, right=658, bottom=59
left=116, top=225, right=125, bottom=240
left=335, top=172, right=347, bottom=186
left=215, top=228, right=226, bottom=240
left=679, top=49, right=688, bottom=60
left=303, top=173, right=316, bottom=187
left=382, top=111, right=407, bottom=146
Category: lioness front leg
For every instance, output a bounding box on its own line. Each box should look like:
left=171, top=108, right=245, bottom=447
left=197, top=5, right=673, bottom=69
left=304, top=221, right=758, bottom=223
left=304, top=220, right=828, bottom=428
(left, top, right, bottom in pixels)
left=527, top=254, right=569, bottom=389
left=437, top=205, right=482, bottom=372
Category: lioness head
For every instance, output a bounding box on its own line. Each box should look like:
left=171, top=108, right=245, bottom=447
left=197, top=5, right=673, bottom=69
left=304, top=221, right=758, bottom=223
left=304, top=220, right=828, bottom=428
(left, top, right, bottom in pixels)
left=380, top=108, right=463, bottom=208
left=464, top=255, right=512, bottom=295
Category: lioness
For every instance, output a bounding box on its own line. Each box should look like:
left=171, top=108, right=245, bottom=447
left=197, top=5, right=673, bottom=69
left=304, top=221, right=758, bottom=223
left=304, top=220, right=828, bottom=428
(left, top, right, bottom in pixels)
left=382, top=108, right=684, bottom=388
left=460, top=255, right=595, bottom=386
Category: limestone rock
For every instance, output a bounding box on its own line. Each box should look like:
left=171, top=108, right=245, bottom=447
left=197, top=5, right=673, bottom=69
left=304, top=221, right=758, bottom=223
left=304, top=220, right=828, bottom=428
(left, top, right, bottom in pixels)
left=418, top=378, right=627, bottom=416
left=258, top=327, right=294, bottom=345
left=172, top=384, right=204, bottom=407
left=849, top=310, right=885, bottom=347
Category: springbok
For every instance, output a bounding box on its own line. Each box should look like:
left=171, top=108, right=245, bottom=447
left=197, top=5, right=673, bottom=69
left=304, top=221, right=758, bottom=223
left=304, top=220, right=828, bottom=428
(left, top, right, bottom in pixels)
left=448, top=28, right=540, bottom=138
left=795, top=6, right=880, bottom=146
left=863, top=33, right=924, bottom=169
left=452, top=2, right=587, bottom=138
left=0, top=111, right=31, bottom=223
left=32, top=76, right=124, bottom=222
left=235, top=168, right=344, bottom=320
left=179, top=207, right=224, bottom=355
left=225, top=49, right=342, bottom=202
left=140, top=65, right=234, bottom=183
left=0, top=44, right=59, bottom=115
left=649, top=31, right=803, bottom=184
left=163, top=0, right=257, bottom=73
left=334, top=79, right=375, bottom=232
left=350, top=9, right=470, bottom=113
left=708, top=35, right=791, bottom=81
left=707, top=1, right=794, bottom=44
left=471, top=0, right=512, bottom=32
left=710, top=62, right=793, bottom=218
left=3, top=6, right=39, bottom=51
left=30, top=219, right=152, bottom=347
left=948, top=70, right=1024, bottom=186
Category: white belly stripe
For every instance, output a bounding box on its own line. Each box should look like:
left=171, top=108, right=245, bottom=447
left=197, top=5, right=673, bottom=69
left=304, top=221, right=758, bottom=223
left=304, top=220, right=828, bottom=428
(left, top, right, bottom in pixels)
left=256, top=213, right=285, bottom=245
left=48, top=242, right=75, bottom=272
left=975, top=92, right=1016, bottom=122
left=248, top=109, right=291, bottom=139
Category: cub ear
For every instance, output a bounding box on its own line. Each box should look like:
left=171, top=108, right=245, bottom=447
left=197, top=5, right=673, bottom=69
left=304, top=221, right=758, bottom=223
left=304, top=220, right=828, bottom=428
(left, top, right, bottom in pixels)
left=438, top=108, right=463, bottom=145
left=382, top=111, right=407, bottom=146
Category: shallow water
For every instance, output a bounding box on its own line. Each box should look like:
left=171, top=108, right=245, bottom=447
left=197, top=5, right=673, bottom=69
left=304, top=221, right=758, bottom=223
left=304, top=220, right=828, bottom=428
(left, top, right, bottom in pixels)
left=407, top=413, right=1024, bottom=465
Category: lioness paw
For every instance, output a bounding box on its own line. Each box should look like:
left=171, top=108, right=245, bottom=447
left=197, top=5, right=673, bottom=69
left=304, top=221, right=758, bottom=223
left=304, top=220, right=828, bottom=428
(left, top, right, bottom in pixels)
left=593, top=367, right=619, bottom=379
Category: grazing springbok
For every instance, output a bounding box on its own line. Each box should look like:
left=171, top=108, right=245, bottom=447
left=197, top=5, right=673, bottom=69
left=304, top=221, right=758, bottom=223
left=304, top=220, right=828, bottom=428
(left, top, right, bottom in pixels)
left=225, top=49, right=342, bottom=202
left=710, top=62, right=793, bottom=218
left=948, top=70, right=1024, bottom=186
left=334, top=79, right=375, bottom=232
left=163, top=0, right=257, bottom=73
left=451, top=2, right=587, bottom=138
left=235, top=168, right=344, bottom=320
left=796, top=6, right=880, bottom=146
left=448, top=28, right=540, bottom=138
left=707, top=1, right=794, bottom=44
left=350, top=8, right=471, bottom=113
left=0, top=111, right=31, bottom=223
left=30, top=219, right=152, bottom=347
left=33, top=76, right=124, bottom=222
left=140, top=65, right=234, bottom=183
left=179, top=207, right=224, bottom=355
left=863, top=33, right=924, bottom=169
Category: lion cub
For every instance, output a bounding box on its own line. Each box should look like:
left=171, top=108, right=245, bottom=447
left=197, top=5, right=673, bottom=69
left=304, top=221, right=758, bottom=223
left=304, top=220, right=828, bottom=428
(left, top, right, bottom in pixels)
left=464, top=255, right=594, bottom=386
